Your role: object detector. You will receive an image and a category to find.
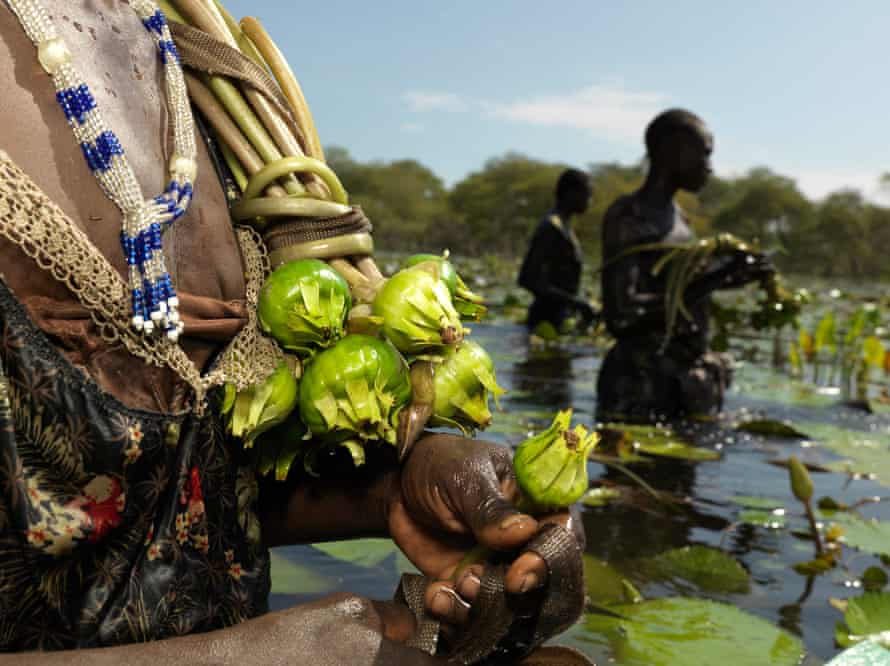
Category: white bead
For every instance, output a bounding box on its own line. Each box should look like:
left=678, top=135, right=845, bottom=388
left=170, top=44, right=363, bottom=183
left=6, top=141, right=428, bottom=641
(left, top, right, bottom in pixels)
left=169, top=154, right=197, bottom=182
left=167, top=328, right=180, bottom=343
left=37, top=37, right=71, bottom=74
left=132, top=315, right=144, bottom=330
left=143, top=320, right=155, bottom=335
left=168, top=296, right=179, bottom=308
left=150, top=309, right=164, bottom=323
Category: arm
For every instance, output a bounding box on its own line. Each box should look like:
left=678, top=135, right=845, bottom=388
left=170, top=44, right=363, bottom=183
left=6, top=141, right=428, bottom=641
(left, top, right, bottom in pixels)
left=4, top=596, right=437, bottom=666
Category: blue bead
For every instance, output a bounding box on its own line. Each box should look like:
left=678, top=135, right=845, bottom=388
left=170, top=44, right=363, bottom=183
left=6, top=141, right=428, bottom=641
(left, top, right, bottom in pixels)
left=143, top=9, right=167, bottom=35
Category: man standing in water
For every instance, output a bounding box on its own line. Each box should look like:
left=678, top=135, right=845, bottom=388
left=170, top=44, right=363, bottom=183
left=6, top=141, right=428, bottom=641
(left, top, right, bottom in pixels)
left=519, top=169, right=597, bottom=334
left=597, top=109, right=772, bottom=422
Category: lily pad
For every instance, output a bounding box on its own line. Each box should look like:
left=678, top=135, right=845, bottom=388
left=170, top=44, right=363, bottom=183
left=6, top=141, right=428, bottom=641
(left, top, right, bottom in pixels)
left=602, top=424, right=720, bottom=462
left=269, top=550, right=337, bottom=596
left=582, top=597, right=805, bottom=666
left=798, top=422, right=890, bottom=488
left=730, top=495, right=786, bottom=511
left=739, top=509, right=787, bottom=529
left=835, top=592, right=890, bottom=648
left=584, top=555, right=631, bottom=605
left=736, top=419, right=809, bottom=439
left=312, top=538, right=399, bottom=568
left=826, top=514, right=890, bottom=557
left=632, top=545, right=751, bottom=595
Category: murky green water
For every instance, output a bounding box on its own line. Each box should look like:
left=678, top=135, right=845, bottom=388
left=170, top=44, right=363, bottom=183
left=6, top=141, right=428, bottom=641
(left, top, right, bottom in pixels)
left=268, top=316, right=889, bottom=664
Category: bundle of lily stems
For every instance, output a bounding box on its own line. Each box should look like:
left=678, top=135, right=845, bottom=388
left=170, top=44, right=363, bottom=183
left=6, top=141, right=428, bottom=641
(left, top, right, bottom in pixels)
left=159, top=0, right=385, bottom=306
left=623, top=233, right=805, bottom=345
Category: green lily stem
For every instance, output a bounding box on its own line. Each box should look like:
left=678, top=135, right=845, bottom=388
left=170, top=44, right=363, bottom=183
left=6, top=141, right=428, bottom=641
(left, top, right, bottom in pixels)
left=803, top=498, right=825, bottom=558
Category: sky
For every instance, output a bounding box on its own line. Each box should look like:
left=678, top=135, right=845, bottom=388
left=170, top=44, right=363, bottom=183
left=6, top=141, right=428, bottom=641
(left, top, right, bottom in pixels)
left=224, top=0, right=888, bottom=203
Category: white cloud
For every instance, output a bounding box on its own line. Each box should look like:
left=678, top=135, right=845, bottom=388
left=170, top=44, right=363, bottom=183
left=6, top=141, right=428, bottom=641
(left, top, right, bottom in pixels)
left=403, top=91, right=468, bottom=113
left=793, top=168, right=890, bottom=205
left=485, top=84, right=665, bottom=143
left=717, top=163, right=890, bottom=205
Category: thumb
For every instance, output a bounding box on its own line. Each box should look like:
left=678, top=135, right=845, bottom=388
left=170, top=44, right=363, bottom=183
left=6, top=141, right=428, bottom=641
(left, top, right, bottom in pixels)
left=463, top=485, right=539, bottom=552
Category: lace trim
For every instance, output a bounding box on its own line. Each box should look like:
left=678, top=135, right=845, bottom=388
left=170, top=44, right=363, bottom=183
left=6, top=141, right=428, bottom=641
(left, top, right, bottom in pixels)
left=0, top=150, right=281, bottom=413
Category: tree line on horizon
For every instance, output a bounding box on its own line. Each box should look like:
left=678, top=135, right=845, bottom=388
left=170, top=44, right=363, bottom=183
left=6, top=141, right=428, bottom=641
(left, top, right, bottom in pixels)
left=326, top=146, right=890, bottom=279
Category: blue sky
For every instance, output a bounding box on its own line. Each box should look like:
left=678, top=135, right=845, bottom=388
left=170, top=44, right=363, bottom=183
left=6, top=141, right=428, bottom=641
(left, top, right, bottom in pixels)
left=224, top=1, right=887, bottom=202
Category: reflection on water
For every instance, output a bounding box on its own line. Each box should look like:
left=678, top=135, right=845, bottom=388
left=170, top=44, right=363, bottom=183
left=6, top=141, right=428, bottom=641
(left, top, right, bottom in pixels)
left=269, top=322, right=890, bottom=664
left=512, top=347, right=574, bottom=409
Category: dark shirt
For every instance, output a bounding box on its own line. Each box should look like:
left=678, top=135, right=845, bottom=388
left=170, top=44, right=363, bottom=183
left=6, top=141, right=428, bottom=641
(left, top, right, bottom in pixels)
left=518, top=214, right=583, bottom=329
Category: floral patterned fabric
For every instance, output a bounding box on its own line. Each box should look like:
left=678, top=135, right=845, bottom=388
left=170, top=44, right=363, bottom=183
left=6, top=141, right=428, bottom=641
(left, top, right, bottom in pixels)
left=0, top=280, right=269, bottom=651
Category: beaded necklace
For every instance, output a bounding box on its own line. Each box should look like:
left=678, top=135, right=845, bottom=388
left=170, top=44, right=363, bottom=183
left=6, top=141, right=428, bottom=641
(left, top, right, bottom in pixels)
left=6, top=0, right=197, bottom=342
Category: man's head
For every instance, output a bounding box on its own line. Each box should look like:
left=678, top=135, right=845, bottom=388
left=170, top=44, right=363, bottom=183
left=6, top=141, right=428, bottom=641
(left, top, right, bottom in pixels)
left=645, top=109, right=713, bottom=192
left=555, top=168, right=593, bottom=215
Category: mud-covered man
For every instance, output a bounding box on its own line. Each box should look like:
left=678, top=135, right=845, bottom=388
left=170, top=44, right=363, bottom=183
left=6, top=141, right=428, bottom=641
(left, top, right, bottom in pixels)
left=597, top=109, right=772, bottom=422
left=519, top=169, right=597, bottom=334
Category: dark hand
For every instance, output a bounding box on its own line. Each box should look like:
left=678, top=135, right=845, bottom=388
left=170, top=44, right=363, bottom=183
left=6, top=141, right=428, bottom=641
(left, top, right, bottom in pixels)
left=721, top=251, right=775, bottom=288
left=572, top=298, right=598, bottom=324
left=387, top=434, right=583, bottom=635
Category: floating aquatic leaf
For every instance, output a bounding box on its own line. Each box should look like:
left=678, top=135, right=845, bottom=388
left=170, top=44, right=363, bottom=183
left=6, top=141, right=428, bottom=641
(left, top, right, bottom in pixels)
left=583, top=556, right=629, bottom=606
left=581, top=597, right=804, bottom=666
left=600, top=424, right=720, bottom=462
left=739, top=509, right=787, bottom=529
left=269, top=550, right=337, bottom=596
left=824, top=514, right=890, bottom=557
left=834, top=592, right=890, bottom=648
left=736, top=419, right=809, bottom=439
left=799, top=422, right=890, bottom=488
left=312, top=538, right=399, bottom=569
left=862, top=567, right=889, bottom=592
left=730, top=495, right=785, bottom=511
left=632, top=545, right=751, bottom=595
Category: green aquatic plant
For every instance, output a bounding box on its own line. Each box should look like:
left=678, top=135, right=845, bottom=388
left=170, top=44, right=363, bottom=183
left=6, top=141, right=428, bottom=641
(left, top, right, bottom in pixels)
left=373, top=265, right=464, bottom=356
left=298, top=334, right=411, bottom=464
left=404, top=251, right=488, bottom=321
left=428, top=341, right=506, bottom=434
left=223, top=360, right=300, bottom=448
left=513, top=409, right=600, bottom=512
left=258, top=259, right=350, bottom=356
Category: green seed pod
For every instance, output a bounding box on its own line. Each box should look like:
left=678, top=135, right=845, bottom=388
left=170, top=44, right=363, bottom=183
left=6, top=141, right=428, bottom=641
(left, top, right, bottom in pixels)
left=223, top=360, right=300, bottom=448
left=299, top=334, right=411, bottom=453
left=373, top=265, right=464, bottom=355
left=429, top=341, right=506, bottom=435
left=253, top=412, right=308, bottom=481
left=788, top=455, right=814, bottom=503
left=405, top=253, right=487, bottom=322
left=258, top=259, right=351, bottom=356
left=513, top=409, right=599, bottom=512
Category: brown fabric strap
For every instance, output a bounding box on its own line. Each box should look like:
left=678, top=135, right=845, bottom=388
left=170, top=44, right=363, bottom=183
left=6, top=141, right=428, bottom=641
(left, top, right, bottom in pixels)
left=394, top=523, right=587, bottom=665
left=263, top=205, right=373, bottom=250
left=169, top=22, right=306, bottom=150
left=523, top=523, right=586, bottom=647
left=394, top=574, right=441, bottom=655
